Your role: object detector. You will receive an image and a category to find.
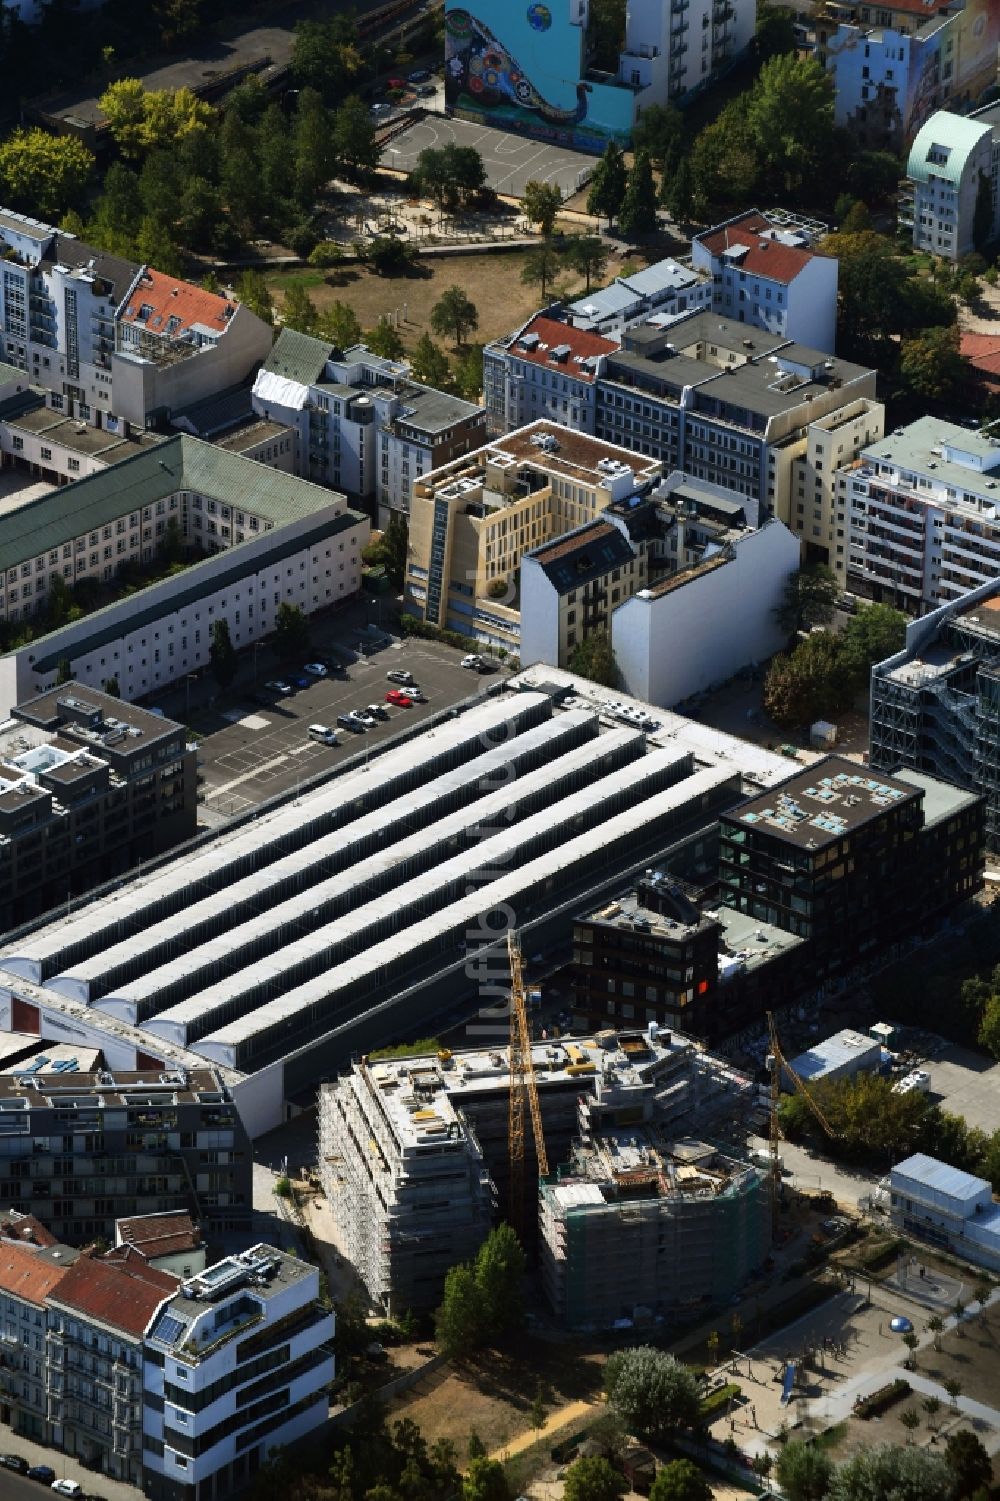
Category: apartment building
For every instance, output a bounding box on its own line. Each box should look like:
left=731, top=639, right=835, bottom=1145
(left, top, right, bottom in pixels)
left=870, top=577, right=1000, bottom=849
left=0, top=434, right=368, bottom=716
left=904, top=106, right=1000, bottom=260
left=718, top=756, right=984, bottom=979
left=691, top=211, right=839, bottom=353
left=0, top=1239, right=77, bottom=1441
left=0, top=685, right=196, bottom=925
left=816, top=0, right=999, bottom=152
left=253, top=329, right=486, bottom=525
left=593, top=312, right=878, bottom=515
left=0, top=388, right=164, bottom=485
left=0, top=1065, right=250, bottom=1244
left=617, top=0, right=756, bottom=106
left=843, top=416, right=1000, bottom=613
left=564, top=258, right=713, bottom=337
left=404, top=421, right=662, bottom=651
left=114, top=1213, right=206, bottom=1278
left=142, top=1247, right=335, bottom=1501
left=520, top=517, right=649, bottom=669
left=0, top=210, right=272, bottom=428
left=777, top=396, right=886, bottom=584
left=482, top=315, right=617, bottom=439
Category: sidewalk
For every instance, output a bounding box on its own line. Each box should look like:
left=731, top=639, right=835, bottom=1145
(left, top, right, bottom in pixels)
left=0, top=1425, right=142, bottom=1499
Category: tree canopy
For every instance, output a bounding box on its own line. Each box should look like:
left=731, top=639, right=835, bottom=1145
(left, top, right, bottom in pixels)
left=648, top=1460, right=712, bottom=1501
left=431, top=287, right=479, bottom=347
left=604, top=1348, right=701, bottom=1441
left=618, top=152, right=657, bottom=239
left=522, top=180, right=563, bottom=235
left=775, top=564, right=838, bottom=635
left=562, top=1457, right=626, bottom=1501
left=0, top=129, right=94, bottom=218
left=98, top=79, right=212, bottom=159
left=774, top=1441, right=834, bottom=1501
left=568, top=631, right=619, bottom=688
left=586, top=142, right=627, bottom=224
left=827, top=1443, right=954, bottom=1501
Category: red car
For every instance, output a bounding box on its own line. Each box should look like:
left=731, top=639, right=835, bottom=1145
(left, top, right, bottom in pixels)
left=386, top=689, right=413, bottom=707
left=387, top=77, right=407, bottom=91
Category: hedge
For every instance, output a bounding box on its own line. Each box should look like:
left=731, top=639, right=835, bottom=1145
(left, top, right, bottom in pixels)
left=853, top=1378, right=911, bottom=1419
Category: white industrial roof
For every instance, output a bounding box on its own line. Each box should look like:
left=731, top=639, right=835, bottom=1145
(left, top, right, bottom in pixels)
left=789, top=1028, right=879, bottom=1082
left=892, top=1153, right=991, bottom=1205
left=252, top=369, right=310, bottom=411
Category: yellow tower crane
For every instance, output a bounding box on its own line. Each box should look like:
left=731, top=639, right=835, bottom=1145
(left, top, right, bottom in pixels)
left=507, top=928, right=549, bottom=1234
left=766, top=1010, right=838, bottom=1232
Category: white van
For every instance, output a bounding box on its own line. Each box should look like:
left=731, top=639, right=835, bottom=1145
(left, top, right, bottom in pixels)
left=308, top=723, right=338, bottom=746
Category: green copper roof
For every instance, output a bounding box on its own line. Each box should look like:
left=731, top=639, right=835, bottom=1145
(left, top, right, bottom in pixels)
left=261, top=327, right=334, bottom=386
left=0, top=433, right=349, bottom=577
left=907, top=110, right=992, bottom=187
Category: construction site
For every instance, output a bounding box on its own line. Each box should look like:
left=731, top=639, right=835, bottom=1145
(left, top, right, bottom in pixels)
left=319, top=1010, right=768, bottom=1323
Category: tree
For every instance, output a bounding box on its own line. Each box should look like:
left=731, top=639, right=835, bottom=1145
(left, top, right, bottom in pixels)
left=99, top=80, right=212, bottom=159
left=209, top=619, right=237, bottom=689
left=368, top=514, right=409, bottom=590
left=274, top=603, right=310, bottom=661
left=135, top=214, right=182, bottom=277
left=774, top=1440, right=833, bottom=1501
left=899, top=1407, right=920, bottom=1441
left=410, top=333, right=451, bottom=390
left=662, top=158, right=694, bottom=224
left=926, top=1316, right=944, bottom=1352
left=564, top=235, right=609, bottom=293
left=294, top=88, right=335, bottom=206
left=431, top=287, right=479, bottom=347
left=706, top=1329, right=720, bottom=1365
left=899, top=324, right=966, bottom=407
left=320, top=300, right=363, bottom=351
left=366, top=320, right=406, bottom=361
left=901, top=1333, right=919, bottom=1370
left=281, top=283, right=319, bottom=336
left=689, top=98, right=759, bottom=211
left=563, top=1458, right=627, bottom=1501
left=828, top=1444, right=953, bottom=1501
left=522, top=180, right=563, bottom=236
left=0, top=129, right=94, bottom=218
left=945, top=1376, right=963, bottom=1406
left=292, top=17, right=363, bottom=103
left=158, top=516, right=184, bottom=565
left=754, top=1, right=798, bottom=59
left=978, top=994, right=1000, bottom=1059
left=435, top=1263, right=480, bottom=1357
left=588, top=0, right=627, bottom=69
left=618, top=152, right=657, bottom=239
left=332, top=95, right=380, bottom=181
left=776, top=563, right=838, bottom=634
left=467, top=1431, right=486, bottom=1461
left=529, top=1391, right=547, bottom=1434
left=648, top=1460, right=712, bottom=1501
left=178, top=177, right=224, bottom=253
left=520, top=243, right=564, bottom=304
left=744, top=55, right=834, bottom=197
left=604, top=1347, right=701, bottom=1441
left=631, top=104, right=684, bottom=170
left=362, top=236, right=418, bottom=275
left=568, top=630, right=618, bottom=688
left=473, top=1224, right=526, bottom=1338
left=454, top=345, right=485, bottom=402
left=586, top=141, right=627, bottom=225
left=974, top=170, right=994, bottom=253
left=236, top=270, right=274, bottom=326
left=945, top=1430, right=992, bottom=1498
left=462, top=1459, right=508, bottom=1501
left=764, top=631, right=854, bottom=727
left=838, top=604, right=907, bottom=682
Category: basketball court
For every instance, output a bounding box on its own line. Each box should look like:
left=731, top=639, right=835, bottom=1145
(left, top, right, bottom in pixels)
left=381, top=113, right=597, bottom=198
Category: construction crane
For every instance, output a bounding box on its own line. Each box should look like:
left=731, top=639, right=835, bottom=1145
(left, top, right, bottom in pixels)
left=507, top=928, right=549, bottom=1235
left=766, top=1010, right=837, bottom=1233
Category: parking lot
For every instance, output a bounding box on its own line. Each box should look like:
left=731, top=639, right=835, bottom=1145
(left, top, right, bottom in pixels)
left=922, top=1041, right=1000, bottom=1134
left=182, top=630, right=508, bottom=819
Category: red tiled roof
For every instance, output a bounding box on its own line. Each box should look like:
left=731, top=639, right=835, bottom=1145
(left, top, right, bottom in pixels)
left=50, top=1254, right=179, bottom=1337
left=697, top=213, right=820, bottom=285
left=116, top=1212, right=202, bottom=1260
left=0, top=1213, right=57, bottom=1248
left=961, top=332, right=1000, bottom=383
left=120, top=268, right=237, bottom=339
left=510, top=316, right=617, bottom=383
left=0, top=1242, right=70, bottom=1305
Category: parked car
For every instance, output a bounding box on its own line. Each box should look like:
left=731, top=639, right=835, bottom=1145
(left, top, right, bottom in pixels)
left=303, top=662, right=328, bottom=677
left=417, top=82, right=436, bottom=97
left=408, top=67, right=432, bottom=82
left=354, top=708, right=377, bottom=727
left=307, top=724, right=338, bottom=746
left=52, top=1483, right=83, bottom=1498
left=337, top=712, right=367, bottom=733
left=387, top=76, right=406, bottom=90
left=0, top=1455, right=28, bottom=1473
left=371, top=102, right=392, bottom=116
left=406, top=687, right=427, bottom=702
left=367, top=703, right=390, bottom=720
left=27, top=1466, right=56, bottom=1484
left=387, top=669, right=415, bottom=686
left=289, top=674, right=310, bottom=690
left=264, top=680, right=292, bottom=695
left=461, top=654, right=484, bottom=669
left=386, top=689, right=413, bottom=707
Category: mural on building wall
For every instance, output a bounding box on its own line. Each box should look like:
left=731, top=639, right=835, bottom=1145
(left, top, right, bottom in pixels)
left=444, top=1, right=634, bottom=148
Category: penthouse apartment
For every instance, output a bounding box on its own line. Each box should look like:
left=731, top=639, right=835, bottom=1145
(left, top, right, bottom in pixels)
left=870, top=577, right=1000, bottom=849
left=254, top=329, right=486, bottom=525
left=404, top=421, right=662, bottom=652
left=593, top=312, right=878, bottom=514
left=691, top=211, right=839, bottom=353
left=843, top=416, right=1000, bottom=613
left=0, top=210, right=272, bottom=428
left=0, top=1063, right=250, bottom=1244
left=0, top=685, right=195, bottom=925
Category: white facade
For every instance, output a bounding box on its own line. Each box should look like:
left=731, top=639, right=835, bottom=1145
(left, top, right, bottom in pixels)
left=621, top=0, right=756, bottom=104
left=692, top=212, right=839, bottom=353
left=142, top=1248, right=334, bottom=1500
left=907, top=108, right=1000, bottom=262
left=889, top=1154, right=1000, bottom=1270
left=843, top=416, right=1000, bottom=614
left=613, top=519, right=800, bottom=707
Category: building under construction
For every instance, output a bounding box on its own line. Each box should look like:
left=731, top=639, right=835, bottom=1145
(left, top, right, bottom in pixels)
left=319, top=1026, right=763, bottom=1318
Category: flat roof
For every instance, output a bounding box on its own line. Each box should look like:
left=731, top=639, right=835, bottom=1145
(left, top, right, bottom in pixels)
left=14, top=683, right=184, bottom=747
left=726, top=757, right=921, bottom=847
left=487, top=421, right=661, bottom=484
left=892, top=1152, right=991, bottom=1203
left=893, top=768, right=981, bottom=826
left=789, top=1028, right=880, bottom=1082
left=391, top=383, right=482, bottom=434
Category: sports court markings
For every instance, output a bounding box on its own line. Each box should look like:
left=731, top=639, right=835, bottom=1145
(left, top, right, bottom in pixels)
left=383, top=114, right=596, bottom=196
